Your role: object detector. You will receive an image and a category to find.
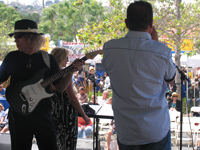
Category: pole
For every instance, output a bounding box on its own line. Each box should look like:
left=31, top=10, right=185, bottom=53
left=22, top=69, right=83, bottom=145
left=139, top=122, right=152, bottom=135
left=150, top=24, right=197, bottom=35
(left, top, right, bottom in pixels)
left=42, top=0, right=45, bottom=8
left=176, top=65, right=190, bottom=150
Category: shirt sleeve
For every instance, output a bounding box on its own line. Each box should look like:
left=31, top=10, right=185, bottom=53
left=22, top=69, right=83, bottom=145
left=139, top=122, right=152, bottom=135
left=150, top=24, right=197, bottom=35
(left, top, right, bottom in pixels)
left=1, top=111, right=5, bottom=118
left=0, top=53, right=12, bottom=82
left=164, top=55, right=176, bottom=82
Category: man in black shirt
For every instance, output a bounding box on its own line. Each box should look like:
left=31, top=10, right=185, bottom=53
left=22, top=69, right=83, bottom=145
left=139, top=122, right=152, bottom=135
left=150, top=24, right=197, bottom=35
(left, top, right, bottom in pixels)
left=0, top=19, right=84, bottom=150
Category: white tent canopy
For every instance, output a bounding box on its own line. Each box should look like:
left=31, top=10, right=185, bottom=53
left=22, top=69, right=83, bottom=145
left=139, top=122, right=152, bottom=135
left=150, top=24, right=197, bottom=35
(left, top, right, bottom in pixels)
left=180, top=54, right=200, bottom=67
left=85, top=54, right=102, bottom=64
left=187, top=55, right=200, bottom=67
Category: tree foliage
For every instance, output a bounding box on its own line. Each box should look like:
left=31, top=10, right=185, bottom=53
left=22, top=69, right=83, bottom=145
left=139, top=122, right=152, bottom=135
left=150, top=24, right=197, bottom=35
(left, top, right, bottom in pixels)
left=39, top=0, right=107, bottom=45
left=20, top=12, right=41, bottom=23
left=0, top=3, right=21, bottom=60
left=153, top=0, right=200, bottom=57
left=152, top=0, right=200, bottom=94
left=77, top=0, right=128, bottom=50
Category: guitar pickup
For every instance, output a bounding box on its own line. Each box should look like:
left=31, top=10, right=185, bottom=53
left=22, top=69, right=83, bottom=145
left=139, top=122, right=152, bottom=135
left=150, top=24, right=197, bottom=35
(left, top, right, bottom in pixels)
left=20, top=92, right=27, bottom=101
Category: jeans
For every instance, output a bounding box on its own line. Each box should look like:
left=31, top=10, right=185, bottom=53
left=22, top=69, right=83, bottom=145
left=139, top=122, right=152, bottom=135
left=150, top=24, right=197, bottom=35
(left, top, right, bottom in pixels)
left=78, top=125, right=93, bottom=138
left=187, top=98, right=200, bottom=107
left=117, top=130, right=171, bottom=150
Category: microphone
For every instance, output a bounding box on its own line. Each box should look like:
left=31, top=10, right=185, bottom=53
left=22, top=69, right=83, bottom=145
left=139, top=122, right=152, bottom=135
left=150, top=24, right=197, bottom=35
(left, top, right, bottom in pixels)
left=176, top=65, right=190, bottom=83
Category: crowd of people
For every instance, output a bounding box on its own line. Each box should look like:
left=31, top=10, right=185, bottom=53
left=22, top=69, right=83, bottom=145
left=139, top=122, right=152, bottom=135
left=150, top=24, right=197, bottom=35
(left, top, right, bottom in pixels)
left=72, top=65, right=111, bottom=94
left=165, top=66, right=200, bottom=113
left=0, top=103, right=8, bottom=134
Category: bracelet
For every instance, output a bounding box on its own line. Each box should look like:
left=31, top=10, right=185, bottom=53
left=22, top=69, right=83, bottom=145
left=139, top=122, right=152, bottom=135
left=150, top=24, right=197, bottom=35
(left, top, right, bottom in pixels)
left=69, top=71, right=73, bottom=75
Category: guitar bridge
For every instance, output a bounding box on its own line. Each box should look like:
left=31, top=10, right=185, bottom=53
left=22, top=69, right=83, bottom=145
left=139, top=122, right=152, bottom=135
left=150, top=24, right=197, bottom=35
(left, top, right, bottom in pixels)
left=20, top=92, right=27, bottom=101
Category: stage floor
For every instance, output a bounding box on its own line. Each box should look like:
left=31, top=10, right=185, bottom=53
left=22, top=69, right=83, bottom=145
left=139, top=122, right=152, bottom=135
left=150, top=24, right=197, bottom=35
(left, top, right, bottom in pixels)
left=0, top=133, right=196, bottom=150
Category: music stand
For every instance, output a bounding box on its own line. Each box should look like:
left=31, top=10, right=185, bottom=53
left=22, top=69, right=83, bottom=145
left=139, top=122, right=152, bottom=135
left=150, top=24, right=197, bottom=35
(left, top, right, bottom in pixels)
left=89, top=105, right=114, bottom=150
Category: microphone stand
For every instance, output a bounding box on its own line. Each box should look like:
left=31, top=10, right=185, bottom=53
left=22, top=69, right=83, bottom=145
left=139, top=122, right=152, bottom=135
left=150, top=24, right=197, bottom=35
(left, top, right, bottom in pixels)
left=88, top=75, right=99, bottom=150
left=176, top=65, right=190, bottom=150
left=92, top=81, right=97, bottom=150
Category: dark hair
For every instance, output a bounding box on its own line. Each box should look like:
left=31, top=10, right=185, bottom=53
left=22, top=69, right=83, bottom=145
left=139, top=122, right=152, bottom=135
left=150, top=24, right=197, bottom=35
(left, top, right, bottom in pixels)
left=126, top=1, right=153, bottom=31
left=79, top=87, right=85, bottom=91
left=78, top=68, right=83, bottom=75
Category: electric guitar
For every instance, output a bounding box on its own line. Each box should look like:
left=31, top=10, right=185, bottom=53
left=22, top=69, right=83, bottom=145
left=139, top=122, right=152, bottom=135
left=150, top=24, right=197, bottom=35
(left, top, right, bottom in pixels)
left=6, top=50, right=103, bottom=116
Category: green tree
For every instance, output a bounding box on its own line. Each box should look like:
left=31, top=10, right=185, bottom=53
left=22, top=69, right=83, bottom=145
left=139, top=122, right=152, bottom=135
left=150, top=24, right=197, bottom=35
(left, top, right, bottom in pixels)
left=20, top=12, right=41, bottom=23
left=39, top=0, right=107, bottom=45
left=0, top=3, right=21, bottom=60
left=152, top=0, right=200, bottom=95
left=77, top=0, right=128, bottom=50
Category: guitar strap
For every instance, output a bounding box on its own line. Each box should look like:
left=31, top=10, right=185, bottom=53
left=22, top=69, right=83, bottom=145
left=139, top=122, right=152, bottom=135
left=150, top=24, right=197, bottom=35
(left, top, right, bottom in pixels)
left=41, top=50, right=50, bottom=69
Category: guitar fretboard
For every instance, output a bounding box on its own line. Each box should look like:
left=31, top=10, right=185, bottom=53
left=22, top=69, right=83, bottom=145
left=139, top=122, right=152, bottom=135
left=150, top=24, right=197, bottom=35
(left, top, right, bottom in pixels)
left=41, top=56, right=87, bottom=88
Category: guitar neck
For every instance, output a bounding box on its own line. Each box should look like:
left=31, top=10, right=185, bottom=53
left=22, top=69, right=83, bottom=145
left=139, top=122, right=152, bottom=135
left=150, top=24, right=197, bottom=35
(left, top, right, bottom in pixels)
left=41, top=56, right=87, bottom=88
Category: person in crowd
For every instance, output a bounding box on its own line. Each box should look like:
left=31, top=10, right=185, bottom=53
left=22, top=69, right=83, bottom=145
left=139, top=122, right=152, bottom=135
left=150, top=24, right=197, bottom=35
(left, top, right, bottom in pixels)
left=50, top=47, right=90, bottom=150
left=168, top=92, right=181, bottom=112
left=103, top=72, right=111, bottom=90
left=76, top=86, right=88, bottom=104
left=195, top=69, right=200, bottom=90
left=0, top=108, right=9, bottom=133
left=0, top=103, right=5, bottom=130
left=99, top=90, right=109, bottom=106
left=88, top=95, right=99, bottom=105
left=87, top=66, right=96, bottom=82
left=75, top=68, right=86, bottom=87
left=87, top=66, right=98, bottom=89
left=165, top=89, right=173, bottom=103
left=102, top=1, right=175, bottom=149
left=187, top=82, right=200, bottom=107
left=78, top=117, right=93, bottom=138
left=105, top=99, right=117, bottom=150
left=0, top=19, right=85, bottom=150
left=106, top=97, right=112, bottom=105
left=0, top=84, right=6, bottom=97
left=196, top=67, right=200, bottom=77
left=182, top=68, right=191, bottom=88
left=106, top=120, right=118, bottom=150
left=98, top=76, right=104, bottom=92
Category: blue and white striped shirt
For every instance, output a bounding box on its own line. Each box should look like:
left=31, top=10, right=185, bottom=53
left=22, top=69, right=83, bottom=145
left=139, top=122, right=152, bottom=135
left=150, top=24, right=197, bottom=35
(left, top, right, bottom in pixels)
left=102, top=31, right=175, bottom=145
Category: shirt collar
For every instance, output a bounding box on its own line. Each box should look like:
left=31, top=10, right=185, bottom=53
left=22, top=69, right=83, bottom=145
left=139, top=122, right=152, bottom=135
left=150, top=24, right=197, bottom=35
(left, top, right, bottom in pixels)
left=125, top=31, right=152, bottom=40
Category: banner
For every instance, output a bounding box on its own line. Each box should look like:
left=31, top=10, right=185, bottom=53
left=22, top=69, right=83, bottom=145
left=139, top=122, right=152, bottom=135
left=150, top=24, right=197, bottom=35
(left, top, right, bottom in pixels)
left=161, top=39, right=193, bottom=51
left=59, top=41, right=89, bottom=62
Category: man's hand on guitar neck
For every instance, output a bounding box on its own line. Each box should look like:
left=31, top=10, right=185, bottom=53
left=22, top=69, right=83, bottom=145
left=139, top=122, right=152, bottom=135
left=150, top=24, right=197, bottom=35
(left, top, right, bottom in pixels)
left=70, top=59, right=85, bottom=74
left=55, top=59, right=85, bottom=93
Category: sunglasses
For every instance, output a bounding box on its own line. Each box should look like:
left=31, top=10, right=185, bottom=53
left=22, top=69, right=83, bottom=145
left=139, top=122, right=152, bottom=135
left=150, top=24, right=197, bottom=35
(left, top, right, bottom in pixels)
left=14, top=34, right=23, bottom=39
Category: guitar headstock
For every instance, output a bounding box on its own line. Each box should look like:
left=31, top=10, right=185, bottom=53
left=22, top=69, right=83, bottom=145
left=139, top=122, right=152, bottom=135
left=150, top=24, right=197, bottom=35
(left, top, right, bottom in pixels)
left=85, top=50, right=103, bottom=60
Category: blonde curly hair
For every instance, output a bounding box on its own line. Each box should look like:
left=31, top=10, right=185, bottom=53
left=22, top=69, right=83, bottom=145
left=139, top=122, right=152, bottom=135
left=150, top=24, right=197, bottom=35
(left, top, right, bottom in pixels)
left=50, top=47, right=70, bottom=69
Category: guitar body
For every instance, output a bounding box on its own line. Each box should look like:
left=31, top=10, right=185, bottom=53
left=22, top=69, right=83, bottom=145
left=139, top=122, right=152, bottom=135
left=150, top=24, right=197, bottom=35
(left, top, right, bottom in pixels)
left=5, top=50, right=103, bottom=116
left=6, top=68, right=54, bottom=116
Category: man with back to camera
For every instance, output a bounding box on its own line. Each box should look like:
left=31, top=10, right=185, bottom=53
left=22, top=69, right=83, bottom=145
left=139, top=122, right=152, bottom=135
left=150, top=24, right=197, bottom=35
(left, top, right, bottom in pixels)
left=102, top=1, right=175, bottom=150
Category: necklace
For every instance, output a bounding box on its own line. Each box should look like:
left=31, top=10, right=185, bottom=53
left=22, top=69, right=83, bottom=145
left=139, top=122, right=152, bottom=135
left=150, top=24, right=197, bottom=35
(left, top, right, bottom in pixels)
left=26, top=59, right=32, bottom=68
